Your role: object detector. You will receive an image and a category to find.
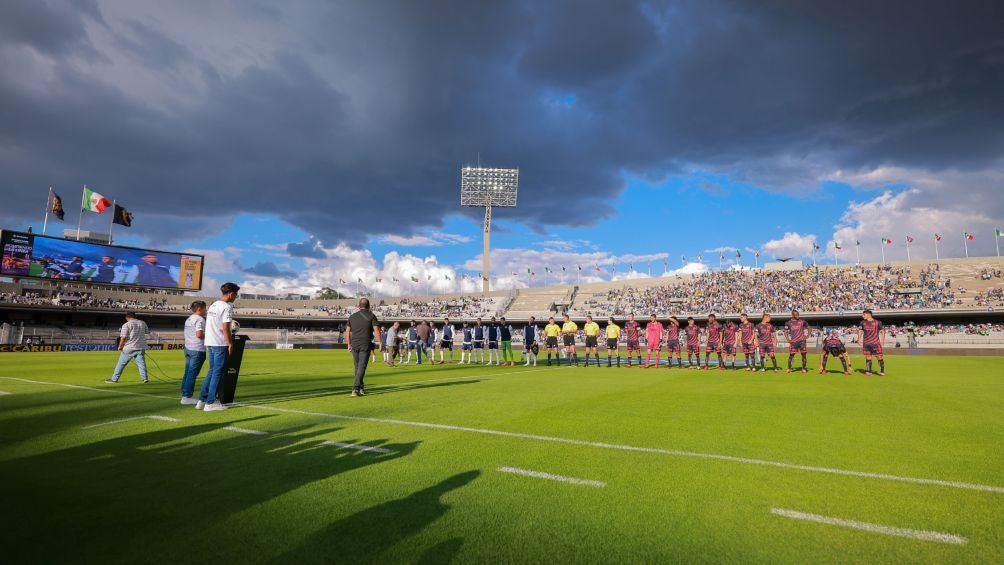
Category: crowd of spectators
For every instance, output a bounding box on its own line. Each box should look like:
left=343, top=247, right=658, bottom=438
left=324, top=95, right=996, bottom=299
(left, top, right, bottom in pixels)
left=594, top=264, right=963, bottom=317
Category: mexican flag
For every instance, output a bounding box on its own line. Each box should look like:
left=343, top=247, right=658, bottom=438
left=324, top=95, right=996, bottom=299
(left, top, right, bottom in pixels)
left=82, top=186, right=111, bottom=213
left=882, top=238, right=893, bottom=245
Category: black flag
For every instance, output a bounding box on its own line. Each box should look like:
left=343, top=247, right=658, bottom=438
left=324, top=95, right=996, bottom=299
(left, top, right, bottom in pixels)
left=112, top=203, right=133, bottom=227
left=48, top=191, right=65, bottom=221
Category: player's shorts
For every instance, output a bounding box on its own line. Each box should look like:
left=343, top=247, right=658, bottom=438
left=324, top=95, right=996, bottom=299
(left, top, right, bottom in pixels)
left=606, top=338, right=618, bottom=349
left=562, top=335, right=575, bottom=347
left=546, top=336, right=558, bottom=348
left=626, top=339, right=640, bottom=350
left=724, top=343, right=736, bottom=356
left=741, top=342, right=755, bottom=354
left=408, top=340, right=417, bottom=350
left=488, top=340, right=498, bottom=350
left=759, top=343, right=775, bottom=355
left=666, top=340, right=681, bottom=353
left=462, top=342, right=472, bottom=351
left=706, top=342, right=721, bottom=353
left=687, top=342, right=700, bottom=354
left=473, top=340, right=484, bottom=350
left=585, top=336, right=598, bottom=348
left=824, top=344, right=846, bottom=356
left=862, top=343, right=883, bottom=355
left=646, top=342, right=661, bottom=351
left=788, top=340, right=807, bottom=354
left=440, top=340, right=453, bottom=350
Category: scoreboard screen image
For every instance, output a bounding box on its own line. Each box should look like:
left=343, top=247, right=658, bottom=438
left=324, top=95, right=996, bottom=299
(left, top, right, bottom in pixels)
left=0, top=230, right=204, bottom=291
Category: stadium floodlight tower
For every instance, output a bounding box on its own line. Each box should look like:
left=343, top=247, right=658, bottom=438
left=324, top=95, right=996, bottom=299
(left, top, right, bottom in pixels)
left=461, top=165, right=519, bottom=293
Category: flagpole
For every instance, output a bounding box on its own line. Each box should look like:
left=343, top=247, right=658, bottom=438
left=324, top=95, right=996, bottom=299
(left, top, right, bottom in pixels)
left=754, top=253, right=758, bottom=269
left=996, top=231, right=1001, bottom=258
left=108, top=200, right=116, bottom=244
left=43, top=187, right=52, bottom=235
left=906, top=238, right=911, bottom=262
left=964, top=234, right=969, bottom=258
left=880, top=241, right=885, bottom=264
left=76, top=186, right=86, bottom=241
left=935, top=237, right=940, bottom=261
left=855, top=242, right=861, bottom=265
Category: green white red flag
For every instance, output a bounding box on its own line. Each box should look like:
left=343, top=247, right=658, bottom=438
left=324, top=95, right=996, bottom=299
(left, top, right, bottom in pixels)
left=81, top=186, right=111, bottom=213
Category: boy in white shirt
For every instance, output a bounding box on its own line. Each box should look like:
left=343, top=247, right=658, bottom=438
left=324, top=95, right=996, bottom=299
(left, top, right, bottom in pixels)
left=197, top=283, right=239, bottom=411
left=180, top=301, right=207, bottom=405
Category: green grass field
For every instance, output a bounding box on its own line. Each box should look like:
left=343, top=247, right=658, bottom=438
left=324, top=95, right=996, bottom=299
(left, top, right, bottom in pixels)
left=1, top=350, right=1002, bottom=563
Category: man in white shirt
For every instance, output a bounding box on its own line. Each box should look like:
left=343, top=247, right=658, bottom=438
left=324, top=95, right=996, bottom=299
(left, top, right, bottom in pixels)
left=180, top=301, right=207, bottom=405
left=104, top=312, right=149, bottom=383
left=197, top=282, right=238, bottom=411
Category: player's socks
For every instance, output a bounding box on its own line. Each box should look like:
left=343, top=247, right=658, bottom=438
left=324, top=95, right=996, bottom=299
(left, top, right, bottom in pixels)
left=839, top=357, right=847, bottom=372
left=607, top=354, right=611, bottom=367
left=595, top=353, right=600, bottom=365
left=717, top=353, right=724, bottom=367
left=866, top=359, right=872, bottom=373
left=770, top=356, right=778, bottom=370
left=676, top=357, right=683, bottom=368
left=547, top=353, right=552, bottom=365
left=788, top=355, right=794, bottom=370
left=800, top=353, right=807, bottom=371
left=654, top=353, right=660, bottom=366
left=878, top=358, right=885, bottom=373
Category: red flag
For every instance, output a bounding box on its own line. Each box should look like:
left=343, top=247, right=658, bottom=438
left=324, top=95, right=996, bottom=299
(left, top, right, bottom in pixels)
left=934, top=233, right=942, bottom=241
left=906, top=236, right=914, bottom=243
left=882, top=238, right=893, bottom=244
left=965, top=232, right=975, bottom=241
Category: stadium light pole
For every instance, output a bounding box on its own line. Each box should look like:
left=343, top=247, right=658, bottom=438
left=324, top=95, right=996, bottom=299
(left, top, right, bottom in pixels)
left=461, top=165, right=519, bottom=293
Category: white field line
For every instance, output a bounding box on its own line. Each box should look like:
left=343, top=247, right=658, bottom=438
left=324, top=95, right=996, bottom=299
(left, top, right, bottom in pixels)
left=322, top=440, right=394, bottom=454
left=222, top=426, right=268, bottom=436
left=83, top=415, right=179, bottom=429
left=498, top=466, right=606, bottom=488
left=0, top=390, right=10, bottom=395
left=770, top=508, right=968, bottom=545
left=6, top=376, right=1004, bottom=495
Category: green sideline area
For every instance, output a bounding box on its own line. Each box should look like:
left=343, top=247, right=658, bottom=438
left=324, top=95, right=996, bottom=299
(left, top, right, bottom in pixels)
left=1, top=351, right=1002, bottom=563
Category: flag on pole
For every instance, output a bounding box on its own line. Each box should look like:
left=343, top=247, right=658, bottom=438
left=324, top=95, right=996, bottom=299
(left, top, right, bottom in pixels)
left=577, top=265, right=582, bottom=271
left=48, top=190, right=65, bottom=221
left=357, top=277, right=363, bottom=283
left=696, top=255, right=703, bottom=262
left=719, top=253, right=725, bottom=260
left=995, top=228, right=1002, bottom=237
left=427, top=275, right=432, bottom=281
left=112, top=203, right=133, bottom=227
left=834, top=242, right=842, bottom=250
left=813, top=244, right=821, bottom=251
left=735, top=250, right=741, bottom=258
left=935, top=233, right=942, bottom=241
left=410, top=276, right=419, bottom=282
left=906, top=236, right=914, bottom=243
left=375, top=277, right=383, bottom=283
left=393, top=277, right=400, bottom=282
left=82, top=186, right=112, bottom=213
left=681, top=255, right=686, bottom=261
left=855, top=240, right=861, bottom=246
left=339, top=278, right=346, bottom=284
left=964, top=232, right=975, bottom=241
left=511, top=271, right=518, bottom=276
left=754, top=250, right=760, bottom=257
left=882, top=238, right=892, bottom=244
left=527, top=268, right=531, bottom=274
left=594, top=265, right=602, bottom=272
left=445, top=274, right=451, bottom=280
left=561, top=266, right=566, bottom=272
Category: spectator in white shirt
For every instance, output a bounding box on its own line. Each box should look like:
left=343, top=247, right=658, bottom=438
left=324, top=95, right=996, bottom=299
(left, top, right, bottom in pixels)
left=196, top=283, right=239, bottom=411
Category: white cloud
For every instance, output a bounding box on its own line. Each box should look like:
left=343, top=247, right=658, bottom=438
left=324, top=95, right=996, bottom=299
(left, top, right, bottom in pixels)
left=761, top=232, right=818, bottom=259
left=377, top=232, right=472, bottom=247
left=704, top=246, right=737, bottom=253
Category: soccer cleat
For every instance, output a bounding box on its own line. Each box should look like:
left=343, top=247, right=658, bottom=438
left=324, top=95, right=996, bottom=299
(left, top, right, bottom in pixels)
left=785, top=369, right=793, bottom=374
left=864, top=372, right=872, bottom=376
left=195, top=400, right=205, bottom=410
left=878, top=372, right=885, bottom=376
left=801, top=369, right=807, bottom=374
left=142, top=380, right=149, bottom=384
left=358, top=389, right=366, bottom=396
left=818, top=369, right=825, bottom=375
left=717, top=367, right=725, bottom=371
left=203, top=401, right=227, bottom=411
left=103, top=378, right=117, bottom=384
left=844, top=371, right=851, bottom=376
left=351, top=390, right=360, bottom=397
left=180, top=397, right=198, bottom=405
left=760, top=368, right=766, bottom=372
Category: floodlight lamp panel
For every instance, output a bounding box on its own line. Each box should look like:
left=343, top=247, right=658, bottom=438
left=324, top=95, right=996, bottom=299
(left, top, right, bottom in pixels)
left=460, top=166, right=519, bottom=208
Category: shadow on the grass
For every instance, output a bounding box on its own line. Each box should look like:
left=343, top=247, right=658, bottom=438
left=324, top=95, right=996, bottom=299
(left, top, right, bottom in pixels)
left=236, top=379, right=481, bottom=405
left=272, top=470, right=480, bottom=564
left=0, top=415, right=420, bottom=563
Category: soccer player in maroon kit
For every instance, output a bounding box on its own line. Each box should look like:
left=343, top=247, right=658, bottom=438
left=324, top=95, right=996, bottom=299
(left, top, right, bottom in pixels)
left=684, top=317, right=702, bottom=369
left=722, top=318, right=738, bottom=369
left=623, top=313, right=642, bottom=368
left=820, top=329, right=851, bottom=375
left=857, top=309, right=886, bottom=376
left=784, top=309, right=810, bottom=374
left=738, top=313, right=757, bottom=371
left=755, top=313, right=779, bottom=372
left=665, top=316, right=683, bottom=368
left=704, top=314, right=724, bottom=371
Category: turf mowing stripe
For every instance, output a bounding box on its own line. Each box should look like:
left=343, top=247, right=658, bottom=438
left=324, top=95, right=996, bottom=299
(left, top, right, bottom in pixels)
left=82, top=415, right=180, bottom=429
left=497, top=466, right=606, bottom=487
left=770, top=508, right=969, bottom=545
left=322, top=441, right=394, bottom=454
left=0, top=391, right=10, bottom=395
left=222, top=426, right=269, bottom=436
left=7, top=376, right=1004, bottom=495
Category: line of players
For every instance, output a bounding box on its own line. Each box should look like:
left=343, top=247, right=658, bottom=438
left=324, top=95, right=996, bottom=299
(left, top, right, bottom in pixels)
left=378, top=309, right=888, bottom=376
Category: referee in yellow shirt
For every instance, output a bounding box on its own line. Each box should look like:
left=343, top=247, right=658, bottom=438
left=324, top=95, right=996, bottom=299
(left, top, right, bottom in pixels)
left=605, top=317, right=621, bottom=367
left=561, top=313, right=579, bottom=366
left=583, top=315, right=600, bottom=366
left=543, top=316, right=561, bottom=366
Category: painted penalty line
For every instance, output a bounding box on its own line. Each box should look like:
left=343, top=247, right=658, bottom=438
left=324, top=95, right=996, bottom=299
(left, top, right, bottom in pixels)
left=83, top=415, right=179, bottom=429
left=770, top=508, right=968, bottom=545
left=498, top=466, right=606, bottom=488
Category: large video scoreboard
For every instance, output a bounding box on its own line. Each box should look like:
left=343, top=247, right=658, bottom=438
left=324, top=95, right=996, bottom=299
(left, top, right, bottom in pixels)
left=0, top=230, right=204, bottom=291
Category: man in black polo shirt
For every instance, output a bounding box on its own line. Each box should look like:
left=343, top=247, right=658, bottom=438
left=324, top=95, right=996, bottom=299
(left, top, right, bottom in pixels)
left=345, top=298, right=382, bottom=397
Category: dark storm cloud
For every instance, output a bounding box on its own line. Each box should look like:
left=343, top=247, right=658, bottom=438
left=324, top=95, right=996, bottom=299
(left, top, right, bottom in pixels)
left=241, top=261, right=296, bottom=278
left=287, top=238, right=327, bottom=259
left=1, top=0, right=1002, bottom=246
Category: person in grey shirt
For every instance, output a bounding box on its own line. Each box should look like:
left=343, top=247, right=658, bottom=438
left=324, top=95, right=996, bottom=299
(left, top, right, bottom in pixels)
left=384, top=322, right=400, bottom=367
left=105, top=312, right=149, bottom=383
left=345, top=298, right=382, bottom=396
